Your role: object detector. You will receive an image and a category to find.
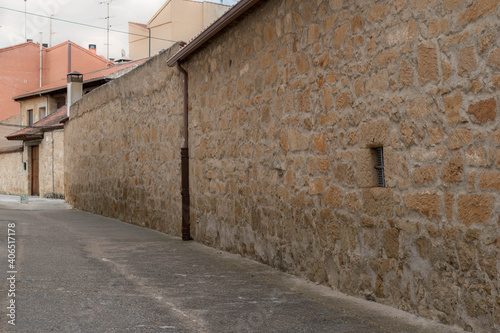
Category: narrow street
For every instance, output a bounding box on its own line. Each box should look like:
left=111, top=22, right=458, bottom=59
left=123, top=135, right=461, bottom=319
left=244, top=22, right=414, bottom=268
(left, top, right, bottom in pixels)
left=0, top=197, right=464, bottom=333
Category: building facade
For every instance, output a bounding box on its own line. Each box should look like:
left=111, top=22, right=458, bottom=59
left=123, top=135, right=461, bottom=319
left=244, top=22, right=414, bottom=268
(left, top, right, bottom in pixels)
left=0, top=60, right=148, bottom=197
left=128, top=0, right=230, bottom=59
left=66, top=0, right=499, bottom=331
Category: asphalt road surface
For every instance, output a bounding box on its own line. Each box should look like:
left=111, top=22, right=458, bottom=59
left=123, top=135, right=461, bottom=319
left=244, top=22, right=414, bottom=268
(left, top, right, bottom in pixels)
left=0, top=197, right=465, bottom=333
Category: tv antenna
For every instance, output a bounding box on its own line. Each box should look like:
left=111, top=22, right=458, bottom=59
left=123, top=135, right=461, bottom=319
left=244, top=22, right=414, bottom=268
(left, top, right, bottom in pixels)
left=99, top=0, right=115, bottom=65
left=24, top=0, right=27, bottom=41
left=49, top=14, right=56, bottom=47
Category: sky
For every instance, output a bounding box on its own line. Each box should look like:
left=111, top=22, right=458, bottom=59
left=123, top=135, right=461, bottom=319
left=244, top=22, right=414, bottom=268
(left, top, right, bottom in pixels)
left=0, top=0, right=237, bottom=60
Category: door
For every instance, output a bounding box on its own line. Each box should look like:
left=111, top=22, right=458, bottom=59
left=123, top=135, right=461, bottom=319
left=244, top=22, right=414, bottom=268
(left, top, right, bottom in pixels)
left=31, top=146, right=39, bottom=196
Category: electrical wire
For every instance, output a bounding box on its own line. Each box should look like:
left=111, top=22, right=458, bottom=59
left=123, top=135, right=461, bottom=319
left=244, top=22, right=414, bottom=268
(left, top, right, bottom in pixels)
left=0, top=5, right=178, bottom=43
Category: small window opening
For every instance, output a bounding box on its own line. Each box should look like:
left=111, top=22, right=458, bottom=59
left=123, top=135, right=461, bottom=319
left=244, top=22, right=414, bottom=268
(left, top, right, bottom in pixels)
left=28, top=110, right=33, bottom=126
left=374, top=147, right=385, bottom=187
left=39, top=107, right=46, bottom=120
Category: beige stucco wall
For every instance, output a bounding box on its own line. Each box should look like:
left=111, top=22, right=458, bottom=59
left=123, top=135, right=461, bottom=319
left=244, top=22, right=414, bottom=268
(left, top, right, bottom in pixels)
left=0, top=114, right=22, bottom=149
left=129, top=0, right=230, bottom=60
left=0, top=149, right=27, bottom=195
left=66, top=0, right=500, bottom=331
left=19, top=96, right=58, bottom=126
left=129, top=24, right=151, bottom=60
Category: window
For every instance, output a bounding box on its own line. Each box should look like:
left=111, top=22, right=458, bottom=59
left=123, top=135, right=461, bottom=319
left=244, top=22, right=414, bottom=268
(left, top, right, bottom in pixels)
left=373, top=147, right=385, bottom=187
left=39, top=107, right=46, bottom=120
left=28, top=110, right=33, bottom=126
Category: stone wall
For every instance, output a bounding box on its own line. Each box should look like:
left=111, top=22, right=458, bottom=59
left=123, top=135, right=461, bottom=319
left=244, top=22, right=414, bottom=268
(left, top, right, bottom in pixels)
left=39, top=130, right=65, bottom=198
left=0, top=149, right=26, bottom=195
left=65, top=47, right=184, bottom=235
left=65, top=0, right=500, bottom=331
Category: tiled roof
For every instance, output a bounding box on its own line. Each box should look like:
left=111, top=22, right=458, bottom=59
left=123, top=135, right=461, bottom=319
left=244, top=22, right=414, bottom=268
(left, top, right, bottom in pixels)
left=0, top=41, right=41, bottom=54
left=129, top=21, right=148, bottom=29
left=0, top=146, right=23, bottom=154
left=6, top=106, right=67, bottom=141
left=13, top=58, right=149, bottom=100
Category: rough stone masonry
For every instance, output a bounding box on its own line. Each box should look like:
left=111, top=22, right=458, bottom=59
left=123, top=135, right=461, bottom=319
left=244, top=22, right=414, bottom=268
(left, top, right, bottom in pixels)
left=65, top=0, right=500, bottom=331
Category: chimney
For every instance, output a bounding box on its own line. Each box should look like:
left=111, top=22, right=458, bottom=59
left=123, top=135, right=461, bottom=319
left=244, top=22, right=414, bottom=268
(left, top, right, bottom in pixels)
left=42, top=43, right=48, bottom=47
left=89, top=44, right=97, bottom=54
left=67, top=71, right=83, bottom=117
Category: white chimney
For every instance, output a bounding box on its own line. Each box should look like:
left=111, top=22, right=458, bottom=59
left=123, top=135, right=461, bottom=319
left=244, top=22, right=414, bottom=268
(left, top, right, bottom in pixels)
left=67, top=71, right=83, bottom=117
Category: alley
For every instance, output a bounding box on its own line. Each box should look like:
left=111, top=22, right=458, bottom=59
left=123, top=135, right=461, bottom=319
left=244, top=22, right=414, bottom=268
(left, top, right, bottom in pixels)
left=0, top=197, right=464, bottom=333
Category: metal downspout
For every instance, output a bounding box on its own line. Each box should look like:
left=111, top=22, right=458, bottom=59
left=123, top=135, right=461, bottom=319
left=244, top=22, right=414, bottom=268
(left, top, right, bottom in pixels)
left=176, top=61, right=191, bottom=241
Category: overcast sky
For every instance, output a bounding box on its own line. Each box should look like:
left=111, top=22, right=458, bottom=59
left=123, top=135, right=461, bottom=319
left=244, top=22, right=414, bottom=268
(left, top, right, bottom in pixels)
left=0, top=0, right=237, bottom=59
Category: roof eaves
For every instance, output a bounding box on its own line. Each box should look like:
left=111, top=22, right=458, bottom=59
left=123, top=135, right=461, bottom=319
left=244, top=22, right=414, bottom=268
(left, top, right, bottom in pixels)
left=148, top=0, right=172, bottom=26
left=0, top=146, right=23, bottom=154
left=166, top=0, right=261, bottom=66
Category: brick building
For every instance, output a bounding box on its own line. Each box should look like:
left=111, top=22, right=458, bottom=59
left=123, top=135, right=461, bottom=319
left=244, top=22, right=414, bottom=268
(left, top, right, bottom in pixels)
left=0, top=41, right=110, bottom=149
left=0, top=59, right=147, bottom=197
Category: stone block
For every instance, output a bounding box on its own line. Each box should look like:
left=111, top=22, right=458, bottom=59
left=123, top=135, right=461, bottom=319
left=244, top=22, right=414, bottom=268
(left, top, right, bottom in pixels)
left=309, top=177, right=325, bottom=195
left=316, top=157, right=331, bottom=173
left=444, top=92, right=462, bottom=126
left=362, top=188, right=394, bottom=217
left=457, top=0, right=500, bottom=24
left=479, top=171, right=500, bottom=190
left=443, top=0, right=462, bottom=11
left=311, top=133, right=327, bottom=154
left=366, top=69, right=389, bottom=94
left=296, top=53, right=311, bottom=74
left=336, top=92, right=351, bottom=109
left=324, top=185, right=343, bottom=207
left=399, top=60, right=414, bottom=87
left=367, top=4, right=388, bottom=22
left=412, top=166, right=437, bottom=186
left=458, top=194, right=494, bottom=226
left=288, top=128, right=309, bottom=151
left=351, top=15, right=362, bottom=33
left=466, top=98, right=497, bottom=123
left=492, top=74, right=500, bottom=89
left=345, top=192, right=361, bottom=212
left=354, top=78, right=365, bottom=97
left=383, top=228, right=399, bottom=259
left=417, top=42, right=439, bottom=84
left=449, top=129, right=474, bottom=149
left=442, top=153, right=464, bottom=184
left=360, top=119, right=390, bottom=148
left=404, top=192, right=441, bottom=220
left=458, top=46, right=477, bottom=76
left=457, top=241, right=476, bottom=271
left=334, top=23, right=349, bottom=48
left=407, top=98, right=430, bottom=119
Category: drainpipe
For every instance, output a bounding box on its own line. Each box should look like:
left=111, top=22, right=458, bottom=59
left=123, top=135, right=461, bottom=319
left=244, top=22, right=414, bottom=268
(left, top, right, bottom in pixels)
left=148, top=28, right=151, bottom=57
left=67, top=42, right=71, bottom=73
left=39, top=32, right=43, bottom=87
left=176, top=61, right=191, bottom=241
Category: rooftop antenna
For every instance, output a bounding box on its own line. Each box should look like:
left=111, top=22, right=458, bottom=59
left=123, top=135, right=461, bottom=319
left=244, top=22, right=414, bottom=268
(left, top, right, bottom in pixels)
left=49, top=14, right=56, bottom=47
left=99, top=0, right=115, bottom=65
left=24, top=0, right=27, bottom=41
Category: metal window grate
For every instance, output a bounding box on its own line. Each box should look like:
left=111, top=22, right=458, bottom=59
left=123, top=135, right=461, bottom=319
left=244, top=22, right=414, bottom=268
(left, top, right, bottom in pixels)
left=374, top=147, right=385, bottom=187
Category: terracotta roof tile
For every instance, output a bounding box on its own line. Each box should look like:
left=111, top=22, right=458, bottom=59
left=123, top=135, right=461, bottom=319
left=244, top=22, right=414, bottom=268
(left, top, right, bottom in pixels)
left=129, top=21, right=148, bottom=29
left=14, top=58, right=149, bottom=100
left=6, top=106, right=67, bottom=141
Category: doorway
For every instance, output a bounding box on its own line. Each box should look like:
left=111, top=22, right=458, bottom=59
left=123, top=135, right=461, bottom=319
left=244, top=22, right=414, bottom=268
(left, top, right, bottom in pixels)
left=31, top=145, right=39, bottom=196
